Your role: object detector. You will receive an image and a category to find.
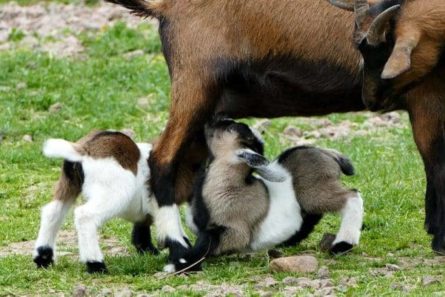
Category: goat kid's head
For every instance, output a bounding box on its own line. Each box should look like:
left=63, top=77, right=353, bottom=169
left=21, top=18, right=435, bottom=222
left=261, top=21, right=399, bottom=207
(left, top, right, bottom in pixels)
left=330, top=0, right=443, bottom=111
left=204, top=116, right=264, bottom=159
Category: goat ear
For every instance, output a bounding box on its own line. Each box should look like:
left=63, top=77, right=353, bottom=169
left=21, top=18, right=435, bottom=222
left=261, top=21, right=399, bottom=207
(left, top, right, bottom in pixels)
left=236, top=149, right=287, bottom=183
left=236, top=149, right=269, bottom=168
left=381, top=30, right=421, bottom=79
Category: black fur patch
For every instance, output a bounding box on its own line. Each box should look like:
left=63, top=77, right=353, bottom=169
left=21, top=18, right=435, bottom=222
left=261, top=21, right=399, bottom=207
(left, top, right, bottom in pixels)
left=336, top=157, right=355, bottom=176
left=131, top=222, right=159, bottom=255
left=86, top=261, right=108, bottom=274
left=173, top=227, right=225, bottom=273
left=329, top=241, right=354, bottom=255
left=33, top=246, right=54, bottom=268
left=215, top=55, right=364, bottom=119
left=63, top=160, right=84, bottom=185
left=281, top=213, right=323, bottom=247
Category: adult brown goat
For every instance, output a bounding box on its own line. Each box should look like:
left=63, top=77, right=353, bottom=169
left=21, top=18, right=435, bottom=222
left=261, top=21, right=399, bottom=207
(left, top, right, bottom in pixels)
left=331, top=0, right=445, bottom=254
left=106, top=0, right=445, bottom=265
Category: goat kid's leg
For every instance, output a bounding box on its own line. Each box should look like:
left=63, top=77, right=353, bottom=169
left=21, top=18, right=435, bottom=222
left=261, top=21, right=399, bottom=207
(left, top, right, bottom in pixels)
left=149, top=75, right=217, bottom=266
left=33, top=200, right=73, bottom=268
left=132, top=218, right=159, bottom=255
left=281, top=213, right=323, bottom=247
left=330, top=191, right=364, bottom=255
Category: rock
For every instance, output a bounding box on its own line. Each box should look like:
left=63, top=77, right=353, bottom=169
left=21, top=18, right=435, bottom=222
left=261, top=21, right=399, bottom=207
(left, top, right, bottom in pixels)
left=257, top=276, right=278, bottom=288
left=423, top=276, right=440, bottom=286
left=161, top=285, right=175, bottom=293
left=340, top=277, right=358, bottom=288
left=315, top=287, right=334, bottom=296
left=72, top=285, right=87, bottom=297
left=283, top=125, right=302, bottom=138
left=98, top=288, right=113, bottom=297
left=270, top=255, right=318, bottom=273
left=137, top=96, right=151, bottom=109
left=49, top=102, right=63, bottom=113
left=16, top=82, right=27, bottom=90
left=124, top=49, right=145, bottom=59
left=385, top=264, right=401, bottom=271
left=282, top=286, right=302, bottom=297
left=282, top=277, right=300, bottom=286
left=22, top=134, right=33, bottom=142
left=258, top=291, right=273, bottom=297
left=319, top=233, right=336, bottom=252
left=115, top=288, right=132, bottom=297
left=317, top=266, right=330, bottom=279
left=254, top=119, right=272, bottom=133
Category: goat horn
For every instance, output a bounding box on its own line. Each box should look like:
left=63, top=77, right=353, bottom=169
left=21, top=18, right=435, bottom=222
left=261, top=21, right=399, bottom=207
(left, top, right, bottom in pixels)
left=354, top=0, right=369, bottom=25
left=328, top=0, right=354, bottom=11
left=366, top=5, right=401, bottom=46
left=381, top=29, right=421, bottom=79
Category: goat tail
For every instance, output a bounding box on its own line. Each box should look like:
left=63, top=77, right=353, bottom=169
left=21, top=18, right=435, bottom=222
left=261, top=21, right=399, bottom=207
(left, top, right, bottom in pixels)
left=105, top=0, right=168, bottom=18
left=43, top=139, right=83, bottom=162
left=321, top=148, right=355, bottom=176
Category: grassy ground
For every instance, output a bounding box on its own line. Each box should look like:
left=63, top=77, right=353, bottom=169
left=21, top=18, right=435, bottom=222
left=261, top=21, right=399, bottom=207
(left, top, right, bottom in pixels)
left=1, top=3, right=445, bottom=296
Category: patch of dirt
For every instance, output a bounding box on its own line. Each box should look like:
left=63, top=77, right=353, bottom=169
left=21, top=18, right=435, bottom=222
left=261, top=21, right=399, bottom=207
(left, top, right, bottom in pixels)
left=0, top=2, right=153, bottom=57
left=0, top=229, right=129, bottom=258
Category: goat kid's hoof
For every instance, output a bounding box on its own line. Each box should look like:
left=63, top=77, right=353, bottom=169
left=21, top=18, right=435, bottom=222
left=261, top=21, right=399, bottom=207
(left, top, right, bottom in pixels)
left=164, top=258, right=202, bottom=274
left=135, top=245, right=160, bottom=255
left=329, top=241, right=354, bottom=256
left=86, top=261, right=108, bottom=274
left=34, top=246, right=54, bottom=268
left=432, top=235, right=445, bottom=256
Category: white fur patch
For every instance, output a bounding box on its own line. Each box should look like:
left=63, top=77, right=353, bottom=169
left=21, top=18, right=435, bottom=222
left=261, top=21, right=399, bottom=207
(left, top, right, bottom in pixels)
left=333, top=192, right=364, bottom=245
left=250, top=161, right=303, bottom=250
left=185, top=204, right=198, bottom=235
left=163, top=264, right=176, bottom=273
left=155, top=205, right=188, bottom=248
left=43, top=139, right=82, bottom=162
left=34, top=200, right=73, bottom=259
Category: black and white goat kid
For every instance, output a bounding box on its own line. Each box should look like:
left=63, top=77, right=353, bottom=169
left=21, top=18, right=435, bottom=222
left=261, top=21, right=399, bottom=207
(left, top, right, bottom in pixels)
left=170, top=118, right=364, bottom=273
left=33, top=131, right=158, bottom=273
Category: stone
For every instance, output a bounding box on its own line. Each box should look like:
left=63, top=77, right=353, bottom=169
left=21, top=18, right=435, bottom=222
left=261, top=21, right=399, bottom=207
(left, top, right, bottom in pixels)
left=48, top=102, right=63, bottom=113
left=115, top=288, right=132, bottom=297
left=124, top=49, right=145, bottom=59
left=72, top=285, right=87, bottom=297
left=423, top=276, right=440, bottom=286
left=385, top=264, right=401, bottom=271
left=161, top=285, right=175, bottom=293
left=137, top=96, right=151, bottom=109
left=98, top=288, right=113, bottom=297
left=22, top=134, right=33, bottom=142
left=283, top=125, right=302, bottom=138
left=270, top=255, right=318, bottom=273
left=317, top=266, right=330, bottom=279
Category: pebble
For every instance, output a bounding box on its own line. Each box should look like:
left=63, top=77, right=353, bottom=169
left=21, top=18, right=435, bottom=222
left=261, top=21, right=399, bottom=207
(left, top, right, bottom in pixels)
left=115, top=288, right=132, bottom=297
left=270, top=255, right=318, bottom=273
left=72, top=285, right=87, bottom=297
left=49, top=102, right=63, bottom=113
left=22, top=134, right=33, bottom=142
left=423, top=276, right=440, bottom=286
left=317, top=266, right=330, bottom=279
left=385, top=264, right=401, bottom=271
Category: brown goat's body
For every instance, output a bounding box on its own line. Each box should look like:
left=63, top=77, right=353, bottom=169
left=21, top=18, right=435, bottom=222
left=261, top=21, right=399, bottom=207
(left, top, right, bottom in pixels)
left=108, top=0, right=445, bottom=259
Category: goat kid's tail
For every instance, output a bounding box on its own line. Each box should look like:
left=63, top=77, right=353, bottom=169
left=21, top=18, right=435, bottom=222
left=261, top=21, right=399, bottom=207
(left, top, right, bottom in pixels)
left=321, top=148, right=355, bottom=176
left=43, top=139, right=83, bottom=162
left=105, top=0, right=167, bottom=18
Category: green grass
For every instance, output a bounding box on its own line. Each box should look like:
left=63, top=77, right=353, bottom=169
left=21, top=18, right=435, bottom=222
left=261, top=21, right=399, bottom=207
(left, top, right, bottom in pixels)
left=0, top=20, right=444, bottom=297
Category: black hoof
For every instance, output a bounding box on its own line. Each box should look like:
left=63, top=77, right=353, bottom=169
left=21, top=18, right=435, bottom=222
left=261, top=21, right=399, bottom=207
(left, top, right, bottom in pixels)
left=432, top=235, right=445, bottom=255
left=172, top=258, right=202, bottom=274
left=135, top=245, right=159, bottom=255
left=34, top=246, right=54, bottom=268
left=329, top=241, right=354, bottom=255
left=86, top=261, right=108, bottom=274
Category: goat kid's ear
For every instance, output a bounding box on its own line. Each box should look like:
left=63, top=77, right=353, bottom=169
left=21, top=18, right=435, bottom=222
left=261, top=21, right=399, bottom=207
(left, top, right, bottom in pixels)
left=236, top=149, right=287, bottom=183
left=236, top=149, right=269, bottom=168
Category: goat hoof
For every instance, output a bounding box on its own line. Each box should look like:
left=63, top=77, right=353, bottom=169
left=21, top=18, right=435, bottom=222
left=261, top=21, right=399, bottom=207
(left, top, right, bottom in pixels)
left=329, top=241, right=353, bottom=255
left=34, top=246, right=54, bottom=268
left=432, top=235, right=445, bottom=256
left=135, top=244, right=159, bottom=255
left=86, top=261, right=108, bottom=274
left=319, top=233, right=336, bottom=252
left=171, top=258, right=202, bottom=274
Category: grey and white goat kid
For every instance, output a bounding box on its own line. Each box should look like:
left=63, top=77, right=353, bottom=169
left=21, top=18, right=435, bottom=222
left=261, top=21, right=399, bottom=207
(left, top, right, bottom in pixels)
left=171, top=118, right=364, bottom=272
left=33, top=131, right=158, bottom=273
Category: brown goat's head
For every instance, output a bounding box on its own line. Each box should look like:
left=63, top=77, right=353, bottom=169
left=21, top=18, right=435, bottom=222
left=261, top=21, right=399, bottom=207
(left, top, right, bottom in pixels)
left=204, top=116, right=264, bottom=159
left=332, top=0, right=445, bottom=112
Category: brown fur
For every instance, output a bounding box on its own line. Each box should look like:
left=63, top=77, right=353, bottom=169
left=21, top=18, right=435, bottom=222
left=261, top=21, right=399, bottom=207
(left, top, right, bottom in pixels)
left=281, top=148, right=354, bottom=213
left=52, top=164, right=83, bottom=202
left=76, top=131, right=141, bottom=175
left=202, top=132, right=269, bottom=254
